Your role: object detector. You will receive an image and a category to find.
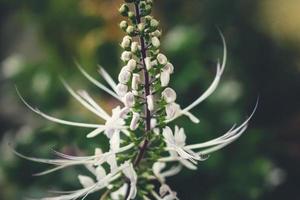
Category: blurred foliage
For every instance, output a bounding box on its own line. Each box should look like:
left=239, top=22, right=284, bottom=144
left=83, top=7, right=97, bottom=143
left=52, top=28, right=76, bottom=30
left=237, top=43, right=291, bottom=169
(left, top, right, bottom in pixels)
left=1, top=0, right=300, bottom=199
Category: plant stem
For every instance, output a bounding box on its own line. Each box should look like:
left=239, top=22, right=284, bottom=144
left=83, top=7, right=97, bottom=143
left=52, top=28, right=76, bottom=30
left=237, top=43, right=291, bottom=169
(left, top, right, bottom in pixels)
left=133, top=1, right=151, bottom=167
left=125, top=3, right=151, bottom=199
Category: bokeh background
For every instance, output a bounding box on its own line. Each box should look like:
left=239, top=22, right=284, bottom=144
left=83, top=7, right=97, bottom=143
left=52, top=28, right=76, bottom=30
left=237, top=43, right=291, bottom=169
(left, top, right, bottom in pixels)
left=1, top=0, right=300, bottom=199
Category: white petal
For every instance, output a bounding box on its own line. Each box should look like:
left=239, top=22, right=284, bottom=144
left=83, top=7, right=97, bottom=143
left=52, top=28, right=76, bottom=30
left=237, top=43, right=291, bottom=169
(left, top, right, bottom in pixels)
left=162, top=126, right=174, bottom=144
left=78, top=175, right=95, bottom=188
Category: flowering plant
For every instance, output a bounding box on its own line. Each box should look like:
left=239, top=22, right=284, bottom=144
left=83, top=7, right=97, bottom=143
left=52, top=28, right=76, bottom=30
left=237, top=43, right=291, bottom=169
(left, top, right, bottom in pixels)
left=16, top=0, right=256, bottom=199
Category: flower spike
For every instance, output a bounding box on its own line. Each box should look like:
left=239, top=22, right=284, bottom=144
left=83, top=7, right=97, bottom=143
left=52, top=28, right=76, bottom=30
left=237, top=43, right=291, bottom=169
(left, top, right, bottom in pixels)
left=15, top=1, right=257, bottom=199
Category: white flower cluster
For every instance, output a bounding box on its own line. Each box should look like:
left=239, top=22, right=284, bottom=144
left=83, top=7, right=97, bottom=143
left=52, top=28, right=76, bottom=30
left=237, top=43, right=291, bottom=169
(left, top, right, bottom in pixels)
left=15, top=0, right=257, bottom=199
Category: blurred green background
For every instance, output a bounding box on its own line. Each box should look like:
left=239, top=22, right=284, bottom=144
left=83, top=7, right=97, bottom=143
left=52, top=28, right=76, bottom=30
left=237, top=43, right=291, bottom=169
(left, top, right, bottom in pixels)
left=1, top=0, right=300, bottom=199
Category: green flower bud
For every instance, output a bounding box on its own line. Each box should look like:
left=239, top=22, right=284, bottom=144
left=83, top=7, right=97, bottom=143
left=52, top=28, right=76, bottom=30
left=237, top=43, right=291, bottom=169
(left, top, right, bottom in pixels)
left=119, top=4, right=129, bottom=17
left=150, top=19, right=159, bottom=29
left=126, top=25, right=135, bottom=36
left=119, top=20, right=128, bottom=30
left=140, top=2, right=147, bottom=9
left=146, top=0, right=153, bottom=5
left=144, top=16, right=153, bottom=23
left=128, top=11, right=136, bottom=21
left=151, top=30, right=162, bottom=37
left=144, top=5, right=152, bottom=15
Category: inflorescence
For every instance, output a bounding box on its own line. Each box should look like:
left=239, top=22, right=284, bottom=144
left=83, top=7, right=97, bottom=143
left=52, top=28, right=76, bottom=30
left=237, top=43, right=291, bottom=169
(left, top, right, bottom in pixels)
left=15, top=0, right=257, bottom=199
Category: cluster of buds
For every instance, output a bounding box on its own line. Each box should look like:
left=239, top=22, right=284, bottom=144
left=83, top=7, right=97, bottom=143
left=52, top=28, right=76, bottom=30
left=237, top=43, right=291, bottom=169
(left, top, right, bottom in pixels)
left=15, top=0, right=257, bottom=200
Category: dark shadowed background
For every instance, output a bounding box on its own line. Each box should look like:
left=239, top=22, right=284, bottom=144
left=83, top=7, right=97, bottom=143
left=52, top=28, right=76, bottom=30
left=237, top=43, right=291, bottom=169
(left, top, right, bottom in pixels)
left=0, top=0, right=300, bottom=199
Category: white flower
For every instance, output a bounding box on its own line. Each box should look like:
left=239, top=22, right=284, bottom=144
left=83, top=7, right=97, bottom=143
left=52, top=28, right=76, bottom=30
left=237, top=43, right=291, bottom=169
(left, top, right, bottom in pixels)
left=124, top=92, right=135, bottom=108
left=116, top=83, right=128, bottom=97
left=131, top=41, right=139, bottom=53
left=162, top=126, right=201, bottom=164
left=118, top=67, right=131, bottom=84
left=162, top=87, right=177, bottom=103
left=159, top=112, right=255, bottom=169
left=130, top=112, right=140, bottom=130
left=152, top=37, right=161, bottom=48
left=17, top=81, right=129, bottom=140
left=131, top=73, right=140, bottom=91
left=121, top=51, right=132, bottom=62
left=127, top=59, right=137, bottom=71
left=165, top=103, right=199, bottom=123
left=145, top=57, right=152, bottom=70
left=89, top=106, right=128, bottom=139
left=157, top=53, right=168, bottom=65
left=147, top=94, right=155, bottom=111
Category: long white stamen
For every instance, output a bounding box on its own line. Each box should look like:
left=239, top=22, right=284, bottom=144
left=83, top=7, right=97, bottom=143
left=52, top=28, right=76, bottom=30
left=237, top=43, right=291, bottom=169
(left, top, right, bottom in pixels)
left=61, top=80, right=109, bottom=120
left=76, top=63, right=121, bottom=101
left=16, top=88, right=103, bottom=128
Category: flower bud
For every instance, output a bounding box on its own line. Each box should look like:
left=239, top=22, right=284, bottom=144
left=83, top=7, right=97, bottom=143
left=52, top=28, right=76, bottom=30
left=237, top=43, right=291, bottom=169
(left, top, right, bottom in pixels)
left=145, top=57, right=152, bottom=70
left=147, top=94, right=154, bottom=111
left=145, top=16, right=153, bottom=24
left=163, top=62, right=174, bottom=74
left=160, top=70, right=170, bottom=87
left=162, top=87, right=177, bottom=103
left=121, top=51, right=132, bottom=62
left=118, top=68, right=131, bottom=83
left=119, top=4, right=129, bottom=16
left=138, top=23, right=145, bottom=32
left=121, top=37, right=131, bottom=49
left=128, top=11, right=135, bottom=21
left=131, top=41, right=139, bottom=53
left=151, top=59, right=158, bottom=67
left=124, top=92, right=135, bottom=108
left=146, top=0, right=153, bottom=5
left=130, top=112, right=140, bottom=130
left=150, top=118, right=157, bottom=129
left=151, top=37, right=160, bottom=48
left=157, top=53, right=168, bottom=65
left=116, top=83, right=128, bottom=97
left=126, top=25, right=135, bottom=36
left=127, top=59, right=137, bottom=71
left=144, top=5, right=152, bottom=15
left=151, top=30, right=161, bottom=37
left=150, top=19, right=159, bottom=29
left=119, top=107, right=130, bottom=118
left=165, top=103, right=180, bottom=120
left=131, top=73, right=140, bottom=90
left=119, top=20, right=128, bottom=30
